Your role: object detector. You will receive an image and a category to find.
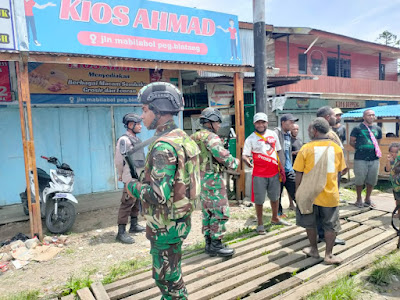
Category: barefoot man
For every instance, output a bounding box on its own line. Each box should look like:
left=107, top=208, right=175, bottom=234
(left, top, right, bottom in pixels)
left=294, top=118, right=347, bottom=264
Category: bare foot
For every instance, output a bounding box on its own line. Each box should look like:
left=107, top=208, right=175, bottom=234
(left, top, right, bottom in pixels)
left=324, top=254, right=343, bottom=265
left=303, top=247, right=320, bottom=259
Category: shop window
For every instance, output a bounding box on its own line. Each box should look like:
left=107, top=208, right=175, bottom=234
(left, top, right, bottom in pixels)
left=327, top=57, right=351, bottom=78
left=298, top=54, right=307, bottom=74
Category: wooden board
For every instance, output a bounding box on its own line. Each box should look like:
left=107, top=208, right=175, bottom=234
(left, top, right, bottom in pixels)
left=295, top=229, right=394, bottom=282
left=347, top=209, right=388, bottom=223
left=106, top=226, right=304, bottom=299
left=100, top=211, right=396, bottom=300
left=90, top=282, right=110, bottom=300
left=362, top=213, right=394, bottom=230
left=205, top=226, right=383, bottom=300
left=123, top=222, right=360, bottom=300
left=339, top=205, right=370, bottom=218
left=272, top=239, right=398, bottom=300
left=76, top=287, right=96, bottom=300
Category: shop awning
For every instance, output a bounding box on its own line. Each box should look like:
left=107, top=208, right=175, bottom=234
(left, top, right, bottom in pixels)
left=342, top=104, right=400, bottom=119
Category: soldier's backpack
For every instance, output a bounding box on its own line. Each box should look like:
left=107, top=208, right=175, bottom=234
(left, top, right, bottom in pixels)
left=158, top=129, right=201, bottom=220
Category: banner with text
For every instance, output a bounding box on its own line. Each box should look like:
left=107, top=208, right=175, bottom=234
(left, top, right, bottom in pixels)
left=0, top=0, right=16, bottom=50
left=207, top=83, right=234, bottom=107
left=0, top=61, right=12, bottom=102
left=23, top=0, right=242, bottom=64
left=29, top=63, right=149, bottom=104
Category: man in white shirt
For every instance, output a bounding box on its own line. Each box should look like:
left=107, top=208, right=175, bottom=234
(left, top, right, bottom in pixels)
left=242, top=113, right=292, bottom=235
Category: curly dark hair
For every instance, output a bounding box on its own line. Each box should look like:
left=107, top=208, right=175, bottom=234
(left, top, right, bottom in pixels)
left=310, top=117, right=330, bottom=134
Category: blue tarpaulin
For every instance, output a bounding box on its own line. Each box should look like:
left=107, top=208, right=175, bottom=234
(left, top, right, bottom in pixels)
left=342, top=104, right=400, bottom=119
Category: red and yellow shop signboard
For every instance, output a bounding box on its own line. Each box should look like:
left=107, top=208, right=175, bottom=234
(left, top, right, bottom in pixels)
left=0, top=61, right=12, bottom=102
left=29, top=63, right=178, bottom=105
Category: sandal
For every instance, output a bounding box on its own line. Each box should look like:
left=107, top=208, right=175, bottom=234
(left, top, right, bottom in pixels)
left=353, top=201, right=363, bottom=208
left=364, top=201, right=376, bottom=208
left=271, top=219, right=292, bottom=226
left=256, top=225, right=266, bottom=235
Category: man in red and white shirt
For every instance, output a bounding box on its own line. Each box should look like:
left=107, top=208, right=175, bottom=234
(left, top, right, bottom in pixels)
left=243, top=113, right=292, bottom=235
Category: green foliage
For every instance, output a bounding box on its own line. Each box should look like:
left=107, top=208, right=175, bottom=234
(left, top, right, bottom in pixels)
left=102, top=258, right=151, bottom=285
left=306, top=277, right=362, bottom=300
left=62, top=274, right=93, bottom=296
left=223, top=227, right=257, bottom=243
left=261, top=250, right=271, bottom=256
left=376, top=30, right=399, bottom=46
left=368, top=253, right=400, bottom=286
left=0, top=290, right=40, bottom=300
left=183, top=241, right=205, bottom=253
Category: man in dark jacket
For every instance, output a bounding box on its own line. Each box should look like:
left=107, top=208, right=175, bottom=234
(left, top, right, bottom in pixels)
left=274, top=113, right=298, bottom=216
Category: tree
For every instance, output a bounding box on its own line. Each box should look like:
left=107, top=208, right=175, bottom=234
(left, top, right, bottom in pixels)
left=376, top=30, right=399, bottom=47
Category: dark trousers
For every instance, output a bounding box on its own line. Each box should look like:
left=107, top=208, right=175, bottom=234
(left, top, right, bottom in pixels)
left=117, top=184, right=139, bottom=225
left=279, top=171, right=296, bottom=215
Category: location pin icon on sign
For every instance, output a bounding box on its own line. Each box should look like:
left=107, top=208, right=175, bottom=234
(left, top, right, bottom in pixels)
left=89, top=34, right=97, bottom=44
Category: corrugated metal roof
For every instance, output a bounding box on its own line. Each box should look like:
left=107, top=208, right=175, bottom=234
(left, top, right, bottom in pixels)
left=342, top=104, right=400, bottom=119
left=239, top=28, right=254, bottom=66
left=0, top=50, right=253, bottom=68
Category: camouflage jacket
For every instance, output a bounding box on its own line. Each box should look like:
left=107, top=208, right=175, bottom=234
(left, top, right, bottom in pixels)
left=191, top=128, right=239, bottom=177
left=127, top=120, right=200, bottom=243
left=390, top=149, right=400, bottom=192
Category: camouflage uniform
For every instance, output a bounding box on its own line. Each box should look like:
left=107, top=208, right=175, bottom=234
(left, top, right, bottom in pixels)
left=127, top=120, right=200, bottom=300
left=191, top=128, right=239, bottom=240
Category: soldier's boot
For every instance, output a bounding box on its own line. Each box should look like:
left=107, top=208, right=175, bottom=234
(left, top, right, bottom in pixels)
left=205, top=236, right=211, bottom=254
left=116, top=224, right=135, bottom=244
left=208, top=239, right=235, bottom=257
left=129, top=217, right=145, bottom=233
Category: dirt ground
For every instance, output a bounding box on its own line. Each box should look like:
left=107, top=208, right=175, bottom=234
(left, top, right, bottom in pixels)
left=0, top=204, right=255, bottom=298
left=0, top=192, right=399, bottom=299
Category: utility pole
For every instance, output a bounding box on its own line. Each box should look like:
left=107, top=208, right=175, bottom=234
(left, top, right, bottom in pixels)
left=253, top=0, right=268, bottom=114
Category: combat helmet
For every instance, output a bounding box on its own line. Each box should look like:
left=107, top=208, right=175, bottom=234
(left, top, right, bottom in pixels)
left=200, top=107, right=222, bottom=124
left=122, top=113, right=142, bottom=126
left=138, top=82, right=184, bottom=115
left=122, top=113, right=142, bottom=133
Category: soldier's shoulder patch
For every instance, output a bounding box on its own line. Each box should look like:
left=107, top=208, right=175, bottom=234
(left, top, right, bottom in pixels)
left=153, top=150, right=169, bottom=170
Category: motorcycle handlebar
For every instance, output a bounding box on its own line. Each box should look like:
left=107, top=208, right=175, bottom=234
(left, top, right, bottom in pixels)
left=41, top=156, right=49, bottom=160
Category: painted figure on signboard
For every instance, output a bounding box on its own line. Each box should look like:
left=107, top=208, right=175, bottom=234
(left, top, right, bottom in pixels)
left=24, top=0, right=56, bottom=46
left=217, top=19, right=240, bottom=61
left=150, top=68, right=164, bottom=82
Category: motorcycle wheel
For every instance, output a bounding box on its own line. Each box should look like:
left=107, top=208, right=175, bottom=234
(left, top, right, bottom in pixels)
left=45, top=201, right=76, bottom=234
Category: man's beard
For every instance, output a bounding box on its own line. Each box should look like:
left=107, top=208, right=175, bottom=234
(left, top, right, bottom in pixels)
left=336, top=119, right=341, bottom=124
left=255, top=128, right=267, bottom=134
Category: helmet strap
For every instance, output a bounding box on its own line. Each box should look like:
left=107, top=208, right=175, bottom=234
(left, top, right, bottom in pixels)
left=149, top=114, right=160, bottom=130
left=128, top=123, right=138, bottom=135
left=210, top=122, right=217, bottom=134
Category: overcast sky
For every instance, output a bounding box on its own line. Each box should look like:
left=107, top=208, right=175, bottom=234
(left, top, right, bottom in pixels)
left=152, top=0, right=400, bottom=44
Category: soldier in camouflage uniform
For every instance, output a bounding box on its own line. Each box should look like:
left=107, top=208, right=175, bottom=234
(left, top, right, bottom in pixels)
left=191, top=107, right=239, bottom=257
left=127, top=82, right=200, bottom=300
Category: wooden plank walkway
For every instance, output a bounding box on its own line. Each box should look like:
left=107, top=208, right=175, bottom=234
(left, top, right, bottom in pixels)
left=72, top=205, right=398, bottom=299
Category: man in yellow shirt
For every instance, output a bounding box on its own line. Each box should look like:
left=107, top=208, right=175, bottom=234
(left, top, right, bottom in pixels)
left=294, top=118, right=347, bottom=265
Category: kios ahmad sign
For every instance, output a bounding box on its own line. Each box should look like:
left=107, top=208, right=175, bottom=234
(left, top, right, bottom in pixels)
left=24, top=0, right=242, bottom=64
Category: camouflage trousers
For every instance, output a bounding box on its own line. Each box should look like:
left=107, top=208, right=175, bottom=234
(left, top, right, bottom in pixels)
left=149, top=219, right=191, bottom=300
left=201, top=175, right=230, bottom=240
